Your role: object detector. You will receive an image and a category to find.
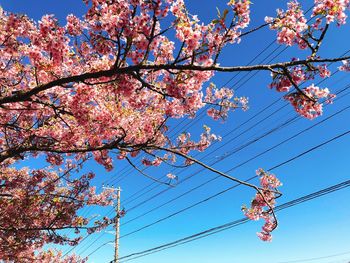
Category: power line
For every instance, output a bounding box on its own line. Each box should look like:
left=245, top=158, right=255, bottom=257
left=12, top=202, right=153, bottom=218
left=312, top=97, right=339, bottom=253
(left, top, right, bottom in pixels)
left=277, top=251, right=350, bottom=263
left=123, top=80, right=350, bottom=214
left=114, top=178, right=350, bottom=262
left=120, top=57, right=349, bottom=210
left=121, top=56, right=350, bottom=211
left=119, top=123, right=350, bottom=239
left=85, top=126, right=350, bottom=259
left=120, top=100, right=350, bottom=227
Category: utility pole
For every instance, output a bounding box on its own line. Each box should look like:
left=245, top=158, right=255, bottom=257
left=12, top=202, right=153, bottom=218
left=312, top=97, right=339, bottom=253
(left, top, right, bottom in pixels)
left=103, top=185, right=121, bottom=263
left=114, top=187, right=121, bottom=263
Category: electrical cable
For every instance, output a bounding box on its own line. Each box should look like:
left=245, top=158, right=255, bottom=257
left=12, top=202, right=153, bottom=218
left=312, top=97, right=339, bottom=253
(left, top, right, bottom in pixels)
left=83, top=127, right=350, bottom=258
left=119, top=121, right=350, bottom=239
left=107, top=177, right=350, bottom=262
left=120, top=98, right=350, bottom=227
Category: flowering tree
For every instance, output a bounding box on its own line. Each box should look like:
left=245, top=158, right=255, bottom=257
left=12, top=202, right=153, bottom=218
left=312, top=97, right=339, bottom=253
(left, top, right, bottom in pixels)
left=7, top=247, right=87, bottom=263
left=0, top=0, right=349, bottom=260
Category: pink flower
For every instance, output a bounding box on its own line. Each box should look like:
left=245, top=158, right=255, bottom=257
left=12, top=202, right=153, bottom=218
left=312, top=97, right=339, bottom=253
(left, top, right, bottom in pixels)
left=66, top=14, right=83, bottom=35
left=318, top=64, right=331, bottom=78
left=243, top=169, right=281, bottom=241
left=339, top=60, right=350, bottom=71
left=268, top=1, right=308, bottom=48
left=313, top=0, right=350, bottom=25
left=285, top=84, right=335, bottom=119
left=166, top=173, right=177, bottom=180
left=257, top=232, right=272, bottom=242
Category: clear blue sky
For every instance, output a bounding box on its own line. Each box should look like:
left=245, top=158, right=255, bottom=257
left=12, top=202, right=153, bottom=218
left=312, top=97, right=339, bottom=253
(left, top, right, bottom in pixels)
left=1, top=1, right=350, bottom=263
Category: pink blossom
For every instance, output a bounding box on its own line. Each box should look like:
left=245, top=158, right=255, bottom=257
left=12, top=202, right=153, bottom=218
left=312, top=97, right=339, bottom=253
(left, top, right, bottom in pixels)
left=166, top=173, right=177, bottom=179
left=268, top=1, right=308, bottom=48
left=243, top=169, right=281, bottom=241
left=339, top=60, right=350, bottom=71
left=285, top=84, right=335, bottom=119
left=313, top=0, right=350, bottom=25
left=318, top=64, right=331, bottom=78
left=257, top=231, right=272, bottom=242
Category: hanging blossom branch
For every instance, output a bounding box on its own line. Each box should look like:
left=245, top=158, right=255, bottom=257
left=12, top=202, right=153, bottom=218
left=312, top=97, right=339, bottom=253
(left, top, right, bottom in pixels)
left=152, top=146, right=282, bottom=241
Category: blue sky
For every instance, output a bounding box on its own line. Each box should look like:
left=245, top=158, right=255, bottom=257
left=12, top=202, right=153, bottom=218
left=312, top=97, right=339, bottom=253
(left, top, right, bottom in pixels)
left=1, top=0, right=350, bottom=263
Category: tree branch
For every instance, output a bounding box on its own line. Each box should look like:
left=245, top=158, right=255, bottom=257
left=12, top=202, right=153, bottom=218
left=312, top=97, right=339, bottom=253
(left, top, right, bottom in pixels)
left=1, top=55, right=349, bottom=105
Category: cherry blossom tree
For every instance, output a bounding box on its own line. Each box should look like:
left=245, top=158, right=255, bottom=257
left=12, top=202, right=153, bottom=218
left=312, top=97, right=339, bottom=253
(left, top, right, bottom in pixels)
left=0, top=0, right=349, bottom=261
left=0, top=157, right=117, bottom=261
left=11, top=248, right=87, bottom=263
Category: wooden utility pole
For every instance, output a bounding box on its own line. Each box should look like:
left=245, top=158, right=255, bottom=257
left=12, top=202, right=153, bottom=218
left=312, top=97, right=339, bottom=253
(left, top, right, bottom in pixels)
left=114, top=187, right=121, bottom=263
left=103, top=185, right=121, bottom=263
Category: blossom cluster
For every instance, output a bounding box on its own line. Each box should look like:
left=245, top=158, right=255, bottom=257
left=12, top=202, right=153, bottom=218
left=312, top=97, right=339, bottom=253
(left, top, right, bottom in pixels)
left=205, top=83, right=249, bottom=120
left=313, top=0, right=350, bottom=25
left=268, top=0, right=349, bottom=50
left=284, top=84, right=335, bottom=119
left=269, top=62, right=334, bottom=120
left=270, top=66, right=307, bottom=93
left=36, top=250, right=86, bottom=263
left=266, top=1, right=308, bottom=48
left=339, top=60, right=350, bottom=71
left=228, top=0, right=251, bottom=32
left=242, top=169, right=282, bottom=241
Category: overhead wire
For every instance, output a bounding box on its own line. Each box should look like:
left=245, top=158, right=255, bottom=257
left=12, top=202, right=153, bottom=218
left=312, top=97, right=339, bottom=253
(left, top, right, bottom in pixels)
left=277, top=251, right=350, bottom=263
left=109, top=177, right=350, bottom=262
left=118, top=109, right=350, bottom=239
left=82, top=120, right=350, bottom=258
left=121, top=42, right=350, bottom=210
left=120, top=93, right=350, bottom=227
left=121, top=70, right=350, bottom=214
